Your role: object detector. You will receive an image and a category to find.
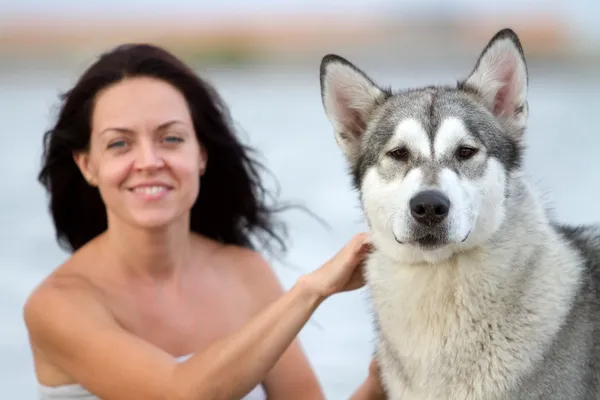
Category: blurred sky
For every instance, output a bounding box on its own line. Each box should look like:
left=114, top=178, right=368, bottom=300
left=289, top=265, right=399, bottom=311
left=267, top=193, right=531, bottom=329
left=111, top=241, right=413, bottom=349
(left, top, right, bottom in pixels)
left=0, top=0, right=595, bottom=20
left=2, top=0, right=599, bottom=40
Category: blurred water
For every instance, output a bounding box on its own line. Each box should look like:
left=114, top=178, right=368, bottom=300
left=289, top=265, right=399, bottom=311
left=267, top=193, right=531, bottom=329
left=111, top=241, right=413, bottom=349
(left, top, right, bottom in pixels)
left=1, top=57, right=600, bottom=399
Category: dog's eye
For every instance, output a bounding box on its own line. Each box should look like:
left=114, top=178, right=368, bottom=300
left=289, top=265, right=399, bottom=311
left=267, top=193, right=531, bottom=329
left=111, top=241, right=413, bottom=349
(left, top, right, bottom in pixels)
left=457, top=146, right=478, bottom=160
left=389, top=147, right=409, bottom=161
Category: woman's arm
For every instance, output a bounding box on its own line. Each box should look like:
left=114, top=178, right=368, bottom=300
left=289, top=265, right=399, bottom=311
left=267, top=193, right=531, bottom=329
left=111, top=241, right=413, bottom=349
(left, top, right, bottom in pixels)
left=228, top=249, right=325, bottom=399
left=350, top=378, right=387, bottom=400
left=349, top=359, right=387, bottom=400
left=24, top=233, right=371, bottom=400
left=174, top=275, right=323, bottom=399
left=228, top=239, right=379, bottom=400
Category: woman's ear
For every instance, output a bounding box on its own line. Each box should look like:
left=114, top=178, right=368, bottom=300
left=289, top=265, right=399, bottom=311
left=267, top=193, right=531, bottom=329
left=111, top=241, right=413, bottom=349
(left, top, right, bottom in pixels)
left=73, top=151, right=97, bottom=186
left=199, top=145, right=208, bottom=176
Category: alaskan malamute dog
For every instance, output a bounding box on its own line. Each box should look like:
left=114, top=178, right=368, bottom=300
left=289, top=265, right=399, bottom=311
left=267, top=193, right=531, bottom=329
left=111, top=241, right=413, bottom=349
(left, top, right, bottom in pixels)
left=319, top=28, right=600, bottom=399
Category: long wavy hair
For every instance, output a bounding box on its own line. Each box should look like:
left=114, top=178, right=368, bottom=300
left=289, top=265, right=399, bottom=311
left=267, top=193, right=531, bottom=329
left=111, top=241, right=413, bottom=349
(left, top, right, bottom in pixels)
left=38, top=43, right=292, bottom=257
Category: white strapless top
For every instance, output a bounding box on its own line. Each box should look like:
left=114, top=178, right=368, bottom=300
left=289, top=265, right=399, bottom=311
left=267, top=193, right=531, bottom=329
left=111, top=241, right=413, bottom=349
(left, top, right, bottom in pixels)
left=38, top=354, right=266, bottom=400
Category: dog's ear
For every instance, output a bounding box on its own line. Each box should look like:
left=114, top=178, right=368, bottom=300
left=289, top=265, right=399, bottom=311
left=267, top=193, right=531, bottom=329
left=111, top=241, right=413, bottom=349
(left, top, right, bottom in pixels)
left=460, top=29, right=528, bottom=130
left=320, top=54, right=389, bottom=161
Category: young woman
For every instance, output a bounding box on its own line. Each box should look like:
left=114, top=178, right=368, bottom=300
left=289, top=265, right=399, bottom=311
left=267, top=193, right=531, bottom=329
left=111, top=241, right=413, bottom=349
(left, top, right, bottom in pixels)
left=24, top=43, right=384, bottom=399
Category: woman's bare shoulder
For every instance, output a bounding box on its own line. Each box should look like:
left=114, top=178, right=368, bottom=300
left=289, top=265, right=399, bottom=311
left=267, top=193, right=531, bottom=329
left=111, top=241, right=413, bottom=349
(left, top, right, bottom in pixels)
left=206, top=241, right=288, bottom=309
left=23, top=242, right=114, bottom=342
left=190, top=235, right=273, bottom=279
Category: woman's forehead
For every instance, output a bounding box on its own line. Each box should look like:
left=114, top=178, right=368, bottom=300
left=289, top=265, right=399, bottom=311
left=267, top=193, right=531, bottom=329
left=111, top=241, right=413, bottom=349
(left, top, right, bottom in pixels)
left=92, top=77, right=192, bottom=130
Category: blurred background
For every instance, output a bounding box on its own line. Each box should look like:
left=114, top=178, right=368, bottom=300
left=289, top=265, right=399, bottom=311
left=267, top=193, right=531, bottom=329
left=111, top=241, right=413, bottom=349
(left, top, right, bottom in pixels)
left=1, top=1, right=600, bottom=398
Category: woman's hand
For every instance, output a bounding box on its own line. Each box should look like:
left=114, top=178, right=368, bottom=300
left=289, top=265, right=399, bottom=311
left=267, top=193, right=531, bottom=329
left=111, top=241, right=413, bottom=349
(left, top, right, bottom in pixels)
left=366, top=357, right=386, bottom=398
left=305, top=233, right=373, bottom=299
left=349, top=357, right=387, bottom=399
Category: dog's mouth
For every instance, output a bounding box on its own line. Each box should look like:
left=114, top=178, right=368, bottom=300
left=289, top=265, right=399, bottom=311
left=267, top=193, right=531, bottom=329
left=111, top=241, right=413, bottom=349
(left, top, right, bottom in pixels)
left=414, top=234, right=447, bottom=249
left=394, top=232, right=447, bottom=248
left=394, top=229, right=471, bottom=249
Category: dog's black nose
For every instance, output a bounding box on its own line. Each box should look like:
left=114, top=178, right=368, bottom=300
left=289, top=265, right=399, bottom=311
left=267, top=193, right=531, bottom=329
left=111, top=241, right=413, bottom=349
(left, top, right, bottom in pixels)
left=410, top=190, right=450, bottom=226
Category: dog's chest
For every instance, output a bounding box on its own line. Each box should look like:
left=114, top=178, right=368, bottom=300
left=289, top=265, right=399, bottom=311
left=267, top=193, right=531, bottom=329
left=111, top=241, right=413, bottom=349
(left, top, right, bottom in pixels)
left=365, top=255, right=534, bottom=400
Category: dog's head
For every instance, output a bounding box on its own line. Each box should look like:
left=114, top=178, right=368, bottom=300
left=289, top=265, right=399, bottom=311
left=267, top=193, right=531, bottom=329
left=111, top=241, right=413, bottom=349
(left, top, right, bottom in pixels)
left=320, top=29, right=528, bottom=264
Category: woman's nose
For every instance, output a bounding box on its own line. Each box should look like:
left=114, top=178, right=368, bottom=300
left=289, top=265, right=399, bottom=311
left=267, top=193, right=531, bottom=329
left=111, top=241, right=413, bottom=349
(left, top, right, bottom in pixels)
left=134, top=142, right=165, bottom=171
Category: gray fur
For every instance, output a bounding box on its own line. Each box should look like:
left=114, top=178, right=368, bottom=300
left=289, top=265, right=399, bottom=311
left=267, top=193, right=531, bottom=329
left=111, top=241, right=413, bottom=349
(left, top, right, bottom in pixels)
left=319, top=28, right=600, bottom=399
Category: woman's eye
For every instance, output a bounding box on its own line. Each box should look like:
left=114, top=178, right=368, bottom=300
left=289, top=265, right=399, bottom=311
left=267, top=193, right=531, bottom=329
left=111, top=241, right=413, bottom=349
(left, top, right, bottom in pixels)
left=107, top=140, right=127, bottom=149
left=389, top=146, right=410, bottom=161
left=457, top=146, right=478, bottom=160
left=164, top=136, right=184, bottom=143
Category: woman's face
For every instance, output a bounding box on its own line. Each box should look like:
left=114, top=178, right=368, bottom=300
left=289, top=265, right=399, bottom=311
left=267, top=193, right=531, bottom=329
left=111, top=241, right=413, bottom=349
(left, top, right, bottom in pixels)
left=74, top=76, right=207, bottom=230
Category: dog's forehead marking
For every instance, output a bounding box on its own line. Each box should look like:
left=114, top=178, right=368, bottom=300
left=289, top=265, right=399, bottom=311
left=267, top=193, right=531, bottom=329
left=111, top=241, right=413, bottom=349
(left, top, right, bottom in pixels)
left=433, top=117, right=471, bottom=157
left=389, top=118, right=431, bottom=159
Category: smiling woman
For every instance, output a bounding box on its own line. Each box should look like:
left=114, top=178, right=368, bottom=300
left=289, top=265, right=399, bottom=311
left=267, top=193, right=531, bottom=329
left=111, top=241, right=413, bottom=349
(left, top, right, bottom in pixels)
left=23, top=43, right=384, bottom=400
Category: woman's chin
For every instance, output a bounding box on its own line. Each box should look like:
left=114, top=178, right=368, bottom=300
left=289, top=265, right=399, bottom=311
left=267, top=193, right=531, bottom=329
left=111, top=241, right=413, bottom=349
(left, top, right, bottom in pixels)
left=126, top=210, right=187, bottom=231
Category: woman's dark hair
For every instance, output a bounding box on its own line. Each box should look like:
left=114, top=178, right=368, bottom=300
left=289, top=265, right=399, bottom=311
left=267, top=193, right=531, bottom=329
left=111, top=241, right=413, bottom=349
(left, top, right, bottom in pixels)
left=38, top=43, right=291, bottom=256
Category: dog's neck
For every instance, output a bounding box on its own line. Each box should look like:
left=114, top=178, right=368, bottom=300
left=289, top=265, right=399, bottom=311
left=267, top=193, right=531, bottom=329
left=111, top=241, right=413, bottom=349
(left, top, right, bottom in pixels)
left=484, top=173, right=554, bottom=257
